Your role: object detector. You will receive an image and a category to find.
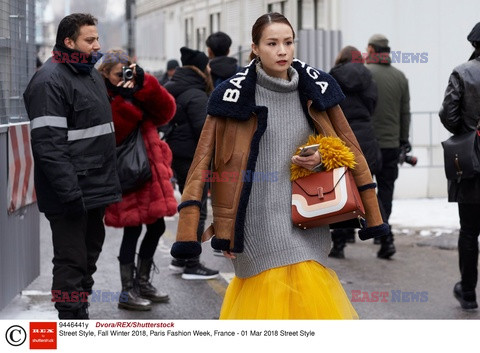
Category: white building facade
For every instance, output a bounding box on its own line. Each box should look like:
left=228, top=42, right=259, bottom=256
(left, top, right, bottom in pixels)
left=135, top=0, right=342, bottom=70
left=135, top=0, right=480, bottom=198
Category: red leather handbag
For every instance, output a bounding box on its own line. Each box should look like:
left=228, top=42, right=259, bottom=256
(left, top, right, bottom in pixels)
left=292, top=166, right=365, bottom=229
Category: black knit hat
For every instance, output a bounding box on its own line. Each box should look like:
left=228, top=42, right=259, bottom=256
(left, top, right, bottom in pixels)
left=180, top=47, right=209, bottom=71
left=166, top=59, right=179, bottom=71
left=467, top=22, right=480, bottom=43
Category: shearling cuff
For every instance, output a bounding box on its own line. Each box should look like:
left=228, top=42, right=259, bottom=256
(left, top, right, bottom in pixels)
left=358, top=223, right=390, bottom=241
left=170, top=241, right=202, bottom=259
left=211, top=236, right=230, bottom=251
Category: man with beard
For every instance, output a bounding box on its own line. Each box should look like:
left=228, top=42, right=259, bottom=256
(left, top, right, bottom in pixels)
left=23, top=13, right=121, bottom=319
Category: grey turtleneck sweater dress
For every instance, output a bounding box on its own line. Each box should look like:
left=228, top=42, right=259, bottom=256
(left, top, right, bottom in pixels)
left=231, top=64, right=331, bottom=278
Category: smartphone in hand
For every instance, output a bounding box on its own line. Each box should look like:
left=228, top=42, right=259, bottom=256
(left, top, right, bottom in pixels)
left=298, top=144, right=320, bottom=157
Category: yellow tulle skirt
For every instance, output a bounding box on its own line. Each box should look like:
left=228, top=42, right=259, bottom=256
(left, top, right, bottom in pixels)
left=219, top=260, right=358, bottom=320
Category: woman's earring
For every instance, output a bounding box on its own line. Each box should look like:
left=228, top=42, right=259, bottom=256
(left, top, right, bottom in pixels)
left=255, top=55, right=261, bottom=64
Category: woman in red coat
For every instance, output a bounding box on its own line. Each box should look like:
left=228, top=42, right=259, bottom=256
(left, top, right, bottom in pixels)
left=98, top=50, right=177, bottom=311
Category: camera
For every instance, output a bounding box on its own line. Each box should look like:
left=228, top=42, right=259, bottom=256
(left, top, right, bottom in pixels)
left=398, top=145, right=418, bottom=166
left=122, top=66, right=134, bottom=82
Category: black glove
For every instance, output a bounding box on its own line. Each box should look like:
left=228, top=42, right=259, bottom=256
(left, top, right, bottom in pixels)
left=134, top=64, right=145, bottom=90
left=63, top=198, right=86, bottom=219
left=400, top=140, right=412, bottom=153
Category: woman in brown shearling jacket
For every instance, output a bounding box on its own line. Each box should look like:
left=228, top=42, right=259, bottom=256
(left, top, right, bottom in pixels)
left=171, top=13, right=389, bottom=319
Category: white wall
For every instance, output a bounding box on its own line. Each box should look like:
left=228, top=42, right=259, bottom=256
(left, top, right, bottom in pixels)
left=339, top=0, right=480, bottom=198
left=339, top=0, right=480, bottom=113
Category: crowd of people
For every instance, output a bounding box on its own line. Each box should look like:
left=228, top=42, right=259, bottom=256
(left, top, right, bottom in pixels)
left=24, top=11, right=480, bottom=320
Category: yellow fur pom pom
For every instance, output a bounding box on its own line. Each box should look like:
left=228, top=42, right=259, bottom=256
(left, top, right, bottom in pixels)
left=290, top=135, right=356, bottom=181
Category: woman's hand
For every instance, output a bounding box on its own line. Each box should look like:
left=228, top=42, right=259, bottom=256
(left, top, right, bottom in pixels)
left=291, top=151, right=322, bottom=171
left=116, top=63, right=137, bottom=89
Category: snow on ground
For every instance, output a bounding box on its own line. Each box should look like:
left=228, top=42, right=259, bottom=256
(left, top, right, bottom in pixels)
left=389, top=198, right=459, bottom=230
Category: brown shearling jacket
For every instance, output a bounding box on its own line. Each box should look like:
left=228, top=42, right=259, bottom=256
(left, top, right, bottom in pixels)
left=170, top=60, right=389, bottom=259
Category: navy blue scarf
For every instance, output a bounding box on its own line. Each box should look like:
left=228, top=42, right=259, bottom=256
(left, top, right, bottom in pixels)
left=207, top=58, right=345, bottom=126
left=53, top=44, right=102, bottom=74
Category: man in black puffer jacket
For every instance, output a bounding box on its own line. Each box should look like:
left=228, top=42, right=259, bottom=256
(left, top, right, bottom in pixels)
left=206, top=31, right=239, bottom=88
left=164, top=47, right=219, bottom=280
left=439, top=22, right=480, bottom=311
left=328, top=46, right=383, bottom=258
left=23, top=13, right=121, bottom=319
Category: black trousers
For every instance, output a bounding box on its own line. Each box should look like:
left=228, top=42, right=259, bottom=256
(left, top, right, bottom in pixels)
left=46, top=207, right=105, bottom=312
left=376, top=148, right=400, bottom=223
left=118, top=218, right=166, bottom=264
left=458, top=203, right=480, bottom=292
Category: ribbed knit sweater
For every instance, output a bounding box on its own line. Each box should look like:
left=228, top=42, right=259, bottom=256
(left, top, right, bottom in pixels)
left=231, top=63, right=330, bottom=278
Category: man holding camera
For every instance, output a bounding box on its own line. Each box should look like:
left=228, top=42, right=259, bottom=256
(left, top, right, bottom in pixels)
left=366, top=34, right=412, bottom=259
left=23, top=13, right=121, bottom=318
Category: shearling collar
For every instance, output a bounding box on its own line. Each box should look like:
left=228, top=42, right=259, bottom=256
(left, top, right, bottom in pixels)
left=207, top=58, right=345, bottom=121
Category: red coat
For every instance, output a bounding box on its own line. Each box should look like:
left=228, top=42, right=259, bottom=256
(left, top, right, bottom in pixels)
left=105, top=74, right=177, bottom=227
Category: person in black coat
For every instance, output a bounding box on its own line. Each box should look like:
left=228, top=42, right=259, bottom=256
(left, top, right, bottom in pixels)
left=206, top=31, right=239, bottom=87
left=23, top=13, right=121, bottom=319
left=328, top=46, right=383, bottom=258
left=439, top=23, right=480, bottom=310
left=164, top=47, right=219, bottom=279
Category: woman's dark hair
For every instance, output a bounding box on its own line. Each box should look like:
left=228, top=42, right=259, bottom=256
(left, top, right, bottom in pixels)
left=56, top=13, right=97, bottom=46
left=334, top=45, right=363, bottom=65
left=249, top=12, right=295, bottom=61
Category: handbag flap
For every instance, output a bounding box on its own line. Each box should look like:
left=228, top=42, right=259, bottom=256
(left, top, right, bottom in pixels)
left=441, top=130, right=480, bottom=180
left=293, top=167, right=347, bottom=196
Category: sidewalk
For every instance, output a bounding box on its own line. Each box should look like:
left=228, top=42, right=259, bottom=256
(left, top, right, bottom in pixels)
left=1, top=197, right=475, bottom=320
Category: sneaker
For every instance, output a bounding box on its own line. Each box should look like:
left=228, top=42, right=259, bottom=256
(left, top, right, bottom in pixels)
left=168, top=259, right=186, bottom=274
left=182, top=263, right=219, bottom=280
left=453, top=282, right=478, bottom=310
left=213, top=249, right=224, bottom=257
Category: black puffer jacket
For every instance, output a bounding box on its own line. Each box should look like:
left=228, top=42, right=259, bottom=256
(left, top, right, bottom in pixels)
left=163, top=66, right=209, bottom=159
left=23, top=55, right=121, bottom=214
left=439, top=56, right=480, bottom=203
left=209, top=56, right=239, bottom=87
left=329, top=62, right=381, bottom=174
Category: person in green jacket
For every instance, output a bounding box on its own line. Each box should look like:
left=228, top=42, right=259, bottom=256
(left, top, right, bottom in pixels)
left=366, top=34, right=411, bottom=259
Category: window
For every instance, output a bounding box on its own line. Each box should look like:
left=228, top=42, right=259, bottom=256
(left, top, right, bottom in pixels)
left=268, top=1, right=286, bottom=14
left=297, top=0, right=303, bottom=30
left=209, top=12, right=220, bottom=34
left=196, top=27, right=206, bottom=51
left=185, top=17, right=194, bottom=48
left=298, top=0, right=327, bottom=30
